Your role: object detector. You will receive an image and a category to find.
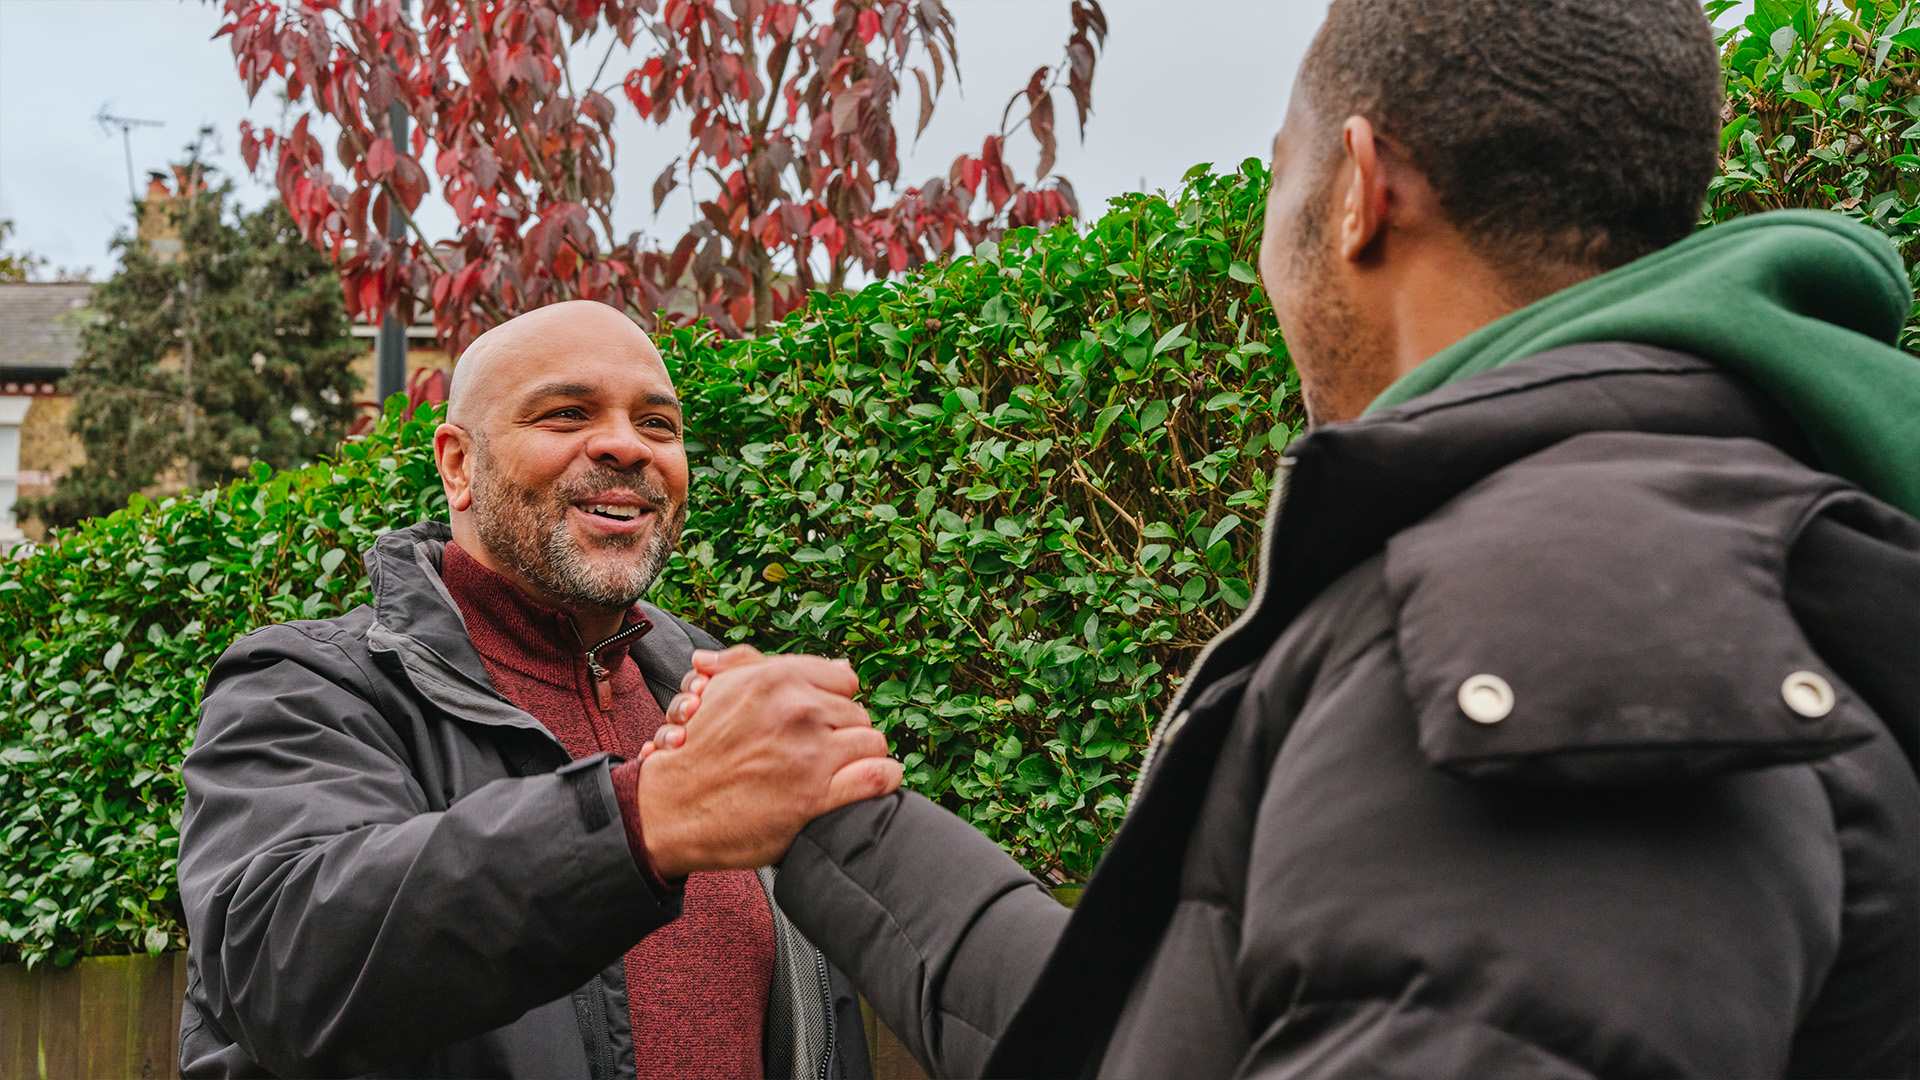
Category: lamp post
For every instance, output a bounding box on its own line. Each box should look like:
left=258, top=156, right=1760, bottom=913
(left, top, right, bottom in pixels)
left=375, top=1, right=410, bottom=402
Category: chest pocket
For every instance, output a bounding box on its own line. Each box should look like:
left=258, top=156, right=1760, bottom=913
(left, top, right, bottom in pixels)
left=1385, top=432, right=1877, bottom=788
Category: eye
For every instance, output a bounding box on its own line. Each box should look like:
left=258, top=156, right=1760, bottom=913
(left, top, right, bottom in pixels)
left=544, top=406, right=588, bottom=422
left=642, top=415, right=681, bottom=433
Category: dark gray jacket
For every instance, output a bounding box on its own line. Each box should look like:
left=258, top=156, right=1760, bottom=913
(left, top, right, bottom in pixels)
left=775, top=345, right=1920, bottom=1078
left=177, top=522, right=872, bottom=1080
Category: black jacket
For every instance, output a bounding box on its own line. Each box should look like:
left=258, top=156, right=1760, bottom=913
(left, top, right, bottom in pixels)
left=177, top=522, right=873, bottom=1080
left=774, top=344, right=1920, bottom=1078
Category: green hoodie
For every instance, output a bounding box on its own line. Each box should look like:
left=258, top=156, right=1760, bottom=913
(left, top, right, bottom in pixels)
left=1367, top=210, right=1920, bottom=518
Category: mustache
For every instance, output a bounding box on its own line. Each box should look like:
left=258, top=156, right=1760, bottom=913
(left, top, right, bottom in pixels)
left=552, top=470, right=673, bottom=511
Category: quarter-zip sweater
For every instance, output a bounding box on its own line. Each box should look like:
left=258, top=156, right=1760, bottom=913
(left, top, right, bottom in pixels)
left=441, top=541, right=774, bottom=1080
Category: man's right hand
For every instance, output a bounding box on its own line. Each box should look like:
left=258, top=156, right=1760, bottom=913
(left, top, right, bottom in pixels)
left=636, top=654, right=901, bottom=878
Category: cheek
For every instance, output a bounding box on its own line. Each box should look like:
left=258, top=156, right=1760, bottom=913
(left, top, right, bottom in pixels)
left=500, top=437, right=583, bottom=496
left=1257, top=188, right=1301, bottom=316
left=656, top=443, right=691, bottom=501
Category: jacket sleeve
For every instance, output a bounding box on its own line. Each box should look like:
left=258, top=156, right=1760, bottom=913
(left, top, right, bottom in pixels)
left=1229, top=632, right=1843, bottom=1079
left=178, top=624, right=681, bottom=1077
left=774, top=792, right=1069, bottom=1078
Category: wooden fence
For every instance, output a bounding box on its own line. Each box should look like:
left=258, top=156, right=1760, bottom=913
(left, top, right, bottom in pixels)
left=1, top=953, right=185, bottom=1080
left=0, top=952, right=926, bottom=1080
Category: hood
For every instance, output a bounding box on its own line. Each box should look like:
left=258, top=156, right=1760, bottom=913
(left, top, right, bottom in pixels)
left=1368, top=210, right=1920, bottom=518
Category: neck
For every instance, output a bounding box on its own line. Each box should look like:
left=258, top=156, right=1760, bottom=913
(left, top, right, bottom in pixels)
left=1386, top=251, right=1598, bottom=383
left=568, top=606, right=630, bottom=647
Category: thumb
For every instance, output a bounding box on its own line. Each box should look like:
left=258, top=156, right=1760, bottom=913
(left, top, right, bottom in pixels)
left=821, top=756, right=904, bottom=811
left=692, top=644, right=765, bottom=676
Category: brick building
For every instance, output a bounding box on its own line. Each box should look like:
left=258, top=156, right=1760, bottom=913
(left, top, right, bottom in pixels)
left=0, top=282, right=91, bottom=547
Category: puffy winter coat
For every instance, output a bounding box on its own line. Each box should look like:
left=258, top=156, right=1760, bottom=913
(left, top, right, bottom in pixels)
left=775, top=344, right=1920, bottom=1078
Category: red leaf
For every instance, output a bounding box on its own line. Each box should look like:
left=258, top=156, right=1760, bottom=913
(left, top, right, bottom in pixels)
left=357, top=272, right=383, bottom=318
left=855, top=9, right=881, bottom=44
left=366, top=136, right=397, bottom=180
left=653, top=157, right=682, bottom=212
left=913, top=67, right=934, bottom=140
left=240, top=125, right=261, bottom=173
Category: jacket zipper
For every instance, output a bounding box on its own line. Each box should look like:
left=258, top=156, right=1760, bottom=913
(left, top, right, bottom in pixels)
left=1131, top=456, right=1296, bottom=807
left=578, top=620, right=652, bottom=710
left=813, top=946, right=837, bottom=1080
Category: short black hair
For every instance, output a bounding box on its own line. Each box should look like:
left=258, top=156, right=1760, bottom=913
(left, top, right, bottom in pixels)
left=1299, top=0, right=1721, bottom=273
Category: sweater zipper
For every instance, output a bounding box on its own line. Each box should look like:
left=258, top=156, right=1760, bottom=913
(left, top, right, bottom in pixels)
left=579, top=620, right=651, bottom=710
left=1131, top=456, right=1295, bottom=808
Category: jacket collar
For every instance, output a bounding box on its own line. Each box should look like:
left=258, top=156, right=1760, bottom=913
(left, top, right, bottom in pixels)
left=362, top=520, right=695, bottom=726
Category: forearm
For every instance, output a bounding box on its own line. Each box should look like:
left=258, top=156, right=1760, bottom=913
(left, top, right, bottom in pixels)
left=776, top=792, right=1069, bottom=1078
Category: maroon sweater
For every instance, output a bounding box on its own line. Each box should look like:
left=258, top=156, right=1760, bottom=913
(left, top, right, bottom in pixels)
left=441, top=542, right=773, bottom=1080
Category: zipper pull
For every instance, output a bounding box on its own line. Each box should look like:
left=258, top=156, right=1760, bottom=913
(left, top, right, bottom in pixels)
left=587, top=654, right=612, bottom=710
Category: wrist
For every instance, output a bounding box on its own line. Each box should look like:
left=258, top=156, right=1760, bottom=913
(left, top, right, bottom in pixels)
left=633, top=759, right=694, bottom=881
left=615, top=758, right=685, bottom=887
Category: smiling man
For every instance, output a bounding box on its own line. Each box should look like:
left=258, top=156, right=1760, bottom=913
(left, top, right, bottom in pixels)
left=175, top=300, right=894, bottom=1079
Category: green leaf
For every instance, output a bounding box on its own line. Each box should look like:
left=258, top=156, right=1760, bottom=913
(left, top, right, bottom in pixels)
left=103, top=643, right=124, bottom=674
left=1089, top=403, right=1127, bottom=448
left=1227, top=261, right=1260, bottom=285
left=1205, top=516, right=1240, bottom=550
left=319, top=548, right=347, bottom=575
left=1151, top=323, right=1192, bottom=357
left=1219, top=578, right=1253, bottom=609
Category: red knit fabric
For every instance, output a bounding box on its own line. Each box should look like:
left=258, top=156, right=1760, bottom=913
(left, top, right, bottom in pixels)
left=441, top=542, right=773, bottom=1080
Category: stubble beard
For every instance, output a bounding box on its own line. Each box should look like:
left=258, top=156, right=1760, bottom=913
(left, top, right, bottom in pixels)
left=1282, top=214, right=1374, bottom=428
left=468, top=437, right=686, bottom=613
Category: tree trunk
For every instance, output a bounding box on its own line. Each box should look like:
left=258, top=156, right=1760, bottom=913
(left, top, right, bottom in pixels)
left=750, top=241, right=773, bottom=332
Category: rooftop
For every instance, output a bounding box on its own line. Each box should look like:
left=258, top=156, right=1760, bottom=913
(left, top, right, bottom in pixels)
left=0, top=282, right=95, bottom=374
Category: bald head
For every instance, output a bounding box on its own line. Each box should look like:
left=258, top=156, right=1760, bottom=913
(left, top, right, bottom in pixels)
left=448, top=300, right=668, bottom=428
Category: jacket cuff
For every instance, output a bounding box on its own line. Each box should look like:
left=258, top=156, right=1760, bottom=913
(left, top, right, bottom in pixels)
left=609, top=758, right=680, bottom=897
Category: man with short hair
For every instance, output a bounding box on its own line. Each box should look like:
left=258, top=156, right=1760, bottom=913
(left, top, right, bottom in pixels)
left=662, top=0, right=1920, bottom=1074
left=177, top=300, right=894, bottom=1078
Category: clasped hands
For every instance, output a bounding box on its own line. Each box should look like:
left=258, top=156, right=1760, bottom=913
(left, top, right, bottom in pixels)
left=632, top=646, right=900, bottom=878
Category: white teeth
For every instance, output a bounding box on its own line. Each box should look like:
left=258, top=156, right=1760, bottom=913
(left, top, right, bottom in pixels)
left=586, top=504, right=640, bottom=520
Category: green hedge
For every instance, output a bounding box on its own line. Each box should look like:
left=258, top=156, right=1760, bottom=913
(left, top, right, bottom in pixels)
left=1708, top=0, right=1920, bottom=346
left=0, top=416, right=449, bottom=967
left=0, top=160, right=1288, bottom=967
left=651, top=160, right=1289, bottom=878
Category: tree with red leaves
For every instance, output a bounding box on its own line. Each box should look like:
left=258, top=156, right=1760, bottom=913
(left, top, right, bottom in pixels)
left=215, top=0, right=1107, bottom=350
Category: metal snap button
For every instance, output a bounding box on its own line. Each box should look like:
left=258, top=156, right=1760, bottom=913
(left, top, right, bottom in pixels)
left=1457, top=674, right=1514, bottom=725
left=1781, top=670, right=1836, bottom=719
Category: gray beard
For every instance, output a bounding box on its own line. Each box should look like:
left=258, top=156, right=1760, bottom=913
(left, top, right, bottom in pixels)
left=468, top=441, right=684, bottom=613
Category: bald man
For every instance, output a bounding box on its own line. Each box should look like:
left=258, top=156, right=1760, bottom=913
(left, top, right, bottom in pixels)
left=176, top=301, right=892, bottom=1080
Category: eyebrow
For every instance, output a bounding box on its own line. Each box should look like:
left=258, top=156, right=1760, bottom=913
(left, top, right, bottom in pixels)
left=520, top=382, right=681, bottom=410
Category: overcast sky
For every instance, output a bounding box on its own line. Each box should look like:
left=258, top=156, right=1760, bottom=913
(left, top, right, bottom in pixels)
left=0, top=0, right=1328, bottom=280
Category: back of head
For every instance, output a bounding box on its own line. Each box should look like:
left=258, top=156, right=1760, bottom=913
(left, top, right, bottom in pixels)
left=1299, top=0, right=1721, bottom=274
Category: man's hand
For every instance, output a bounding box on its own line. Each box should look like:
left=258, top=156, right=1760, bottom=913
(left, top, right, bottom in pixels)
left=636, top=651, right=900, bottom=877
left=641, top=645, right=766, bottom=763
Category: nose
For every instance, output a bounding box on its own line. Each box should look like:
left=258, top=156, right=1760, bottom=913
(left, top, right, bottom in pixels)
left=583, top=414, right=654, bottom=471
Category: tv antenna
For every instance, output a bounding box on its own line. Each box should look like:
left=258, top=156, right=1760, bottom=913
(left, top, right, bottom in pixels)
left=95, top=103, right=165, bottom=201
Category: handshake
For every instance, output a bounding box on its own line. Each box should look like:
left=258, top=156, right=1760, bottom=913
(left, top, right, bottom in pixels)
left=632, top=646, right=902, bottom=878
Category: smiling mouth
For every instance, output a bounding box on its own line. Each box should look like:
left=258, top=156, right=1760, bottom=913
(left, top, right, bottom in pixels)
left=580, top=503, right=650, bottom=521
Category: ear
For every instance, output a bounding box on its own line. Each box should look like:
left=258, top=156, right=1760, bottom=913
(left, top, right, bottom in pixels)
left=434, top=422, right=475, bottom=513
left=1336, top=116, right=1390, bottom=263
